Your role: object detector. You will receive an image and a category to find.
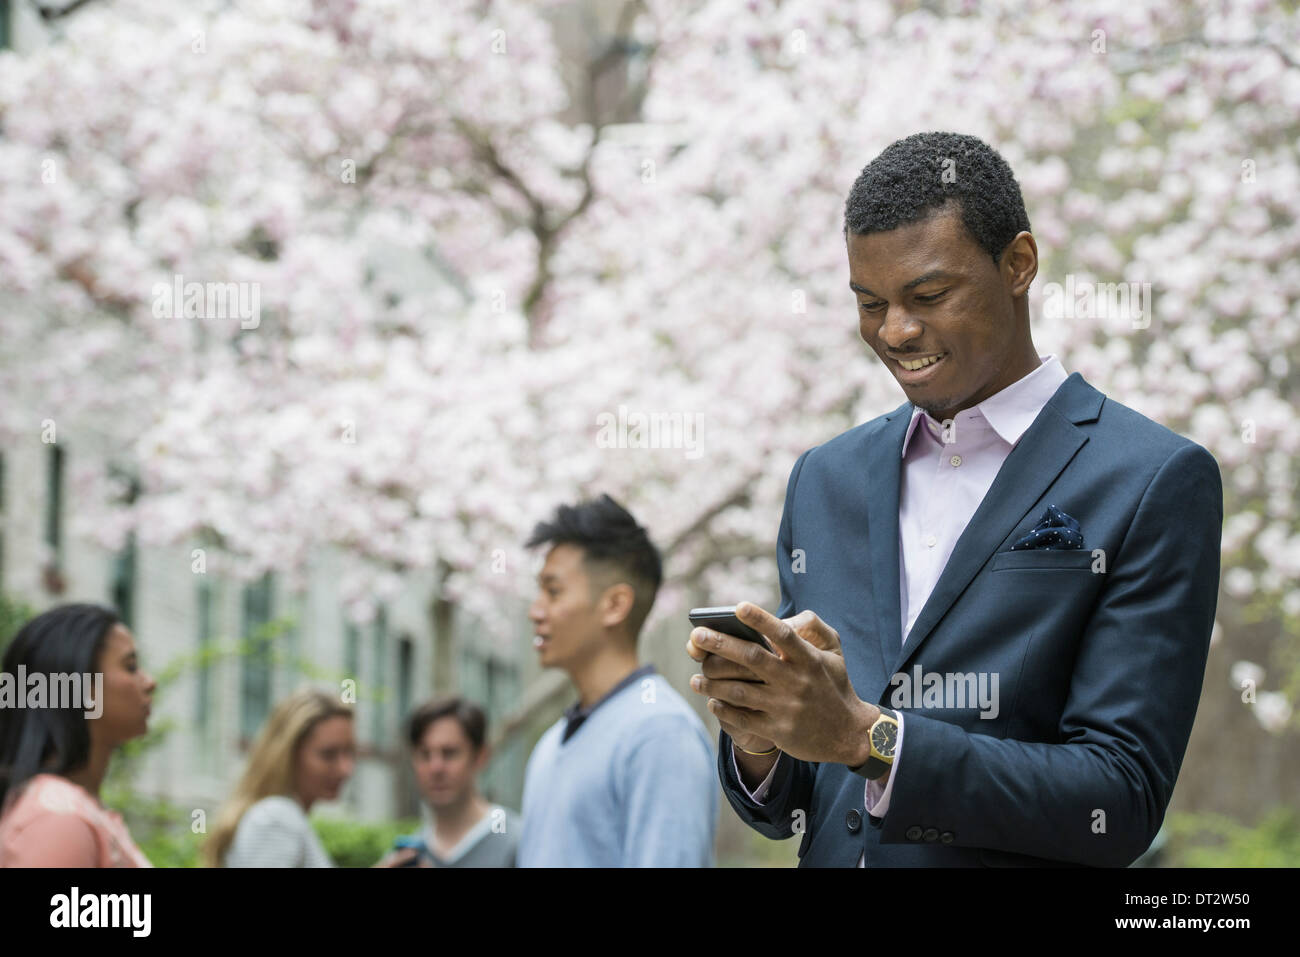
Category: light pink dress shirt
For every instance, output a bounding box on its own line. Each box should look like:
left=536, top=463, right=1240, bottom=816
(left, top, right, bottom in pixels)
left=732, top=355, right=1069, bottom=864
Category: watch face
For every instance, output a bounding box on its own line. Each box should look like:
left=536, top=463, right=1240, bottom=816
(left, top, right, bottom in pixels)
left=872, top=719, right=897, bottom=758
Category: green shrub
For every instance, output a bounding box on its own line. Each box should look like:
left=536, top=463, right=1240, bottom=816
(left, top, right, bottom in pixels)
left=0, top=593, right=35, bottom=656
left=1165, top=806, right=1300, bottom=867
left=99, top=782, right=204, bottom=868
left=312, top=816, right=421, bottom=868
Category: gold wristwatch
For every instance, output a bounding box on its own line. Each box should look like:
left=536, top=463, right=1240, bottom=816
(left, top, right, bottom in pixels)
left=847, top=706, right=899, bottom=780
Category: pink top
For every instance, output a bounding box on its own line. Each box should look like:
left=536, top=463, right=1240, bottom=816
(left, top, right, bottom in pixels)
left=0, top=773, right=152, bottom=868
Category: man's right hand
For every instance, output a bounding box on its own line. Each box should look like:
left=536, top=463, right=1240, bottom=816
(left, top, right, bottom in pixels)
left=373, top=847, right=428, bottom=868
left=688, top=607, right=848, bottom=757
left=687, top=629, right=774, bottom=755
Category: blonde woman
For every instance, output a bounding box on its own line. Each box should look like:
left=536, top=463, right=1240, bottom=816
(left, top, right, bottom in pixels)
left=204, top=688, right=355, bottom=867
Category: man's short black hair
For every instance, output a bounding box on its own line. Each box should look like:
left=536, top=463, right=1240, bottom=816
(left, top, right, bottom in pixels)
left=526, top=493, right=663, bottom=639
left=408, top=696, right=487, bottom=753
left=843, top=131, right=1031, bottom=263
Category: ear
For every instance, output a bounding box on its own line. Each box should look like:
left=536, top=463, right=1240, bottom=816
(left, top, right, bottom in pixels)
left=473, top=745, right=491, bottom=771
left=598, top=582, right=637, bottom=631
left=1001, top=230, right=1038, bottom=298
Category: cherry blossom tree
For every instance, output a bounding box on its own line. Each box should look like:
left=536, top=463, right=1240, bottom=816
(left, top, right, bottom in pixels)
left=1, top=0, right=1296, bottom=731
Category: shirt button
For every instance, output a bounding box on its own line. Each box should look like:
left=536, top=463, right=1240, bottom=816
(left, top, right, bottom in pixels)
left=950, top=454, right=963, bottom=467
left=925, top=535, right=937, bottom=548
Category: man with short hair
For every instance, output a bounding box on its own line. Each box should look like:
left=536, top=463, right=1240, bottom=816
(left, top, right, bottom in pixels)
left=384, top=697, right=521, bottom=867
left=518, top=493, right=717, bottom=867
left=689, top=131, right=1222, bottom=867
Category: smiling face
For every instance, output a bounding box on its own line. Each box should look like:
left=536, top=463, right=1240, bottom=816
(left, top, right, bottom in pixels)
left=848, top=203, right=1041, bottom=422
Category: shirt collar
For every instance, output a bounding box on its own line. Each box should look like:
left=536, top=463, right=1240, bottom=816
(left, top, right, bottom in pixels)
left=561, top=663, right=658, bottom=742
left=420, top=804, right=500, bottom=864
left=901, top=355, right=1068, bottom=458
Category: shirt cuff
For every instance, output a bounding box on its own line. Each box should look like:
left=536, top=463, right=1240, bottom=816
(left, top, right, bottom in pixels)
left=863, top=711, right=904, bottom=818
left=731, top=740, right=781, bottom=804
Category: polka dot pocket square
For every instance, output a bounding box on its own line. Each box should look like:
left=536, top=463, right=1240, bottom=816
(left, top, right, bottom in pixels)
left=1009, top=504, right=1084, bottom=550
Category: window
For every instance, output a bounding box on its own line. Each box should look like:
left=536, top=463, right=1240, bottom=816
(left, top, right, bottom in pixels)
left=196, top=577, right=215, bottom=730
left=108, top=473, right=139, bottom=627
left=343, top=619, right=361, bottom=691
left=44, top=444, right=64, bottom=573
left=282, top=592, right=302, bottom=688
left=396, top=637, right=414, bottom=730
left=457, top=642, right=523, bottom=801
left=239, top=573, right=274, bottom=740
left=109, top=538, right=136, bottom=630
left=371, top=605, right=388, bottom=744
left=0, top=451, right=6, bottom=591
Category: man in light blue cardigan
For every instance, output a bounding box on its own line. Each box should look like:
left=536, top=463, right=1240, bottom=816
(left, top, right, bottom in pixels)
left=517, top=494, right=717, bottom=867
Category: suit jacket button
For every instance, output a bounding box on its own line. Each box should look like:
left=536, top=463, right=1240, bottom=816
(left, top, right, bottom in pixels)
left=846, top=809, right=862, bottom=834
left=940, top=831, right=954, bottom=844
left=922, top=827, right=939, bottom=842
left=905, top=825, right=923, bottom=841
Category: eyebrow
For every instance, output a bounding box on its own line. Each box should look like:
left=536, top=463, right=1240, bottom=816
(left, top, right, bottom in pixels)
left=850, top=270, right=958, bottom=298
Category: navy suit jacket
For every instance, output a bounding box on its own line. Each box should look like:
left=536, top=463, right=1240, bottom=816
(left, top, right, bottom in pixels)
left=717, top=372, right=1223, bottom=867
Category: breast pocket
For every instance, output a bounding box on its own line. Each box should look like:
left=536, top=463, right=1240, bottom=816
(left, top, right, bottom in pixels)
left=990, top=549, right=1099, bottom=572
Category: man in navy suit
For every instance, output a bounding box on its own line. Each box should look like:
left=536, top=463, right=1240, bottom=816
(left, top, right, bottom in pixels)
left=687, top=131, right=1223, bottom=867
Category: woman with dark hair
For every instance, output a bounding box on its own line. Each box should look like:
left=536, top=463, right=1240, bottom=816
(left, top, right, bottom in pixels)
left=0, top=603, right=156, bottom=867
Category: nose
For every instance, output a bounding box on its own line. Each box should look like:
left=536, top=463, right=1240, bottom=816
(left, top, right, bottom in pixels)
left=528, top=597, right=545, bottom=624
left=143, top=672, right=157, bottom=693
left=876, top=305, right=924, bottom=351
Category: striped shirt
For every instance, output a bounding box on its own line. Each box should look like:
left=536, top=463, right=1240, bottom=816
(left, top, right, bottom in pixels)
left=224, top=795, right=333, bottom=868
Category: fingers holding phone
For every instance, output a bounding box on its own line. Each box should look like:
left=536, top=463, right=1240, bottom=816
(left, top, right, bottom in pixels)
left=374, top=847, right=421, bottom=868
left=687, top=605, right=777, bottom=756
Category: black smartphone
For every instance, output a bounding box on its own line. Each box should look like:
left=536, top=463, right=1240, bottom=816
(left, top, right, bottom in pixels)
left=688, top=606, right=773, bottom=651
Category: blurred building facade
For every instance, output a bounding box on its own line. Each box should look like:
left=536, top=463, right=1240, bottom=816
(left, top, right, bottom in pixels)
left=0, top=1, right=542, bottom=824
left=0, top=436, right=533, bottom=822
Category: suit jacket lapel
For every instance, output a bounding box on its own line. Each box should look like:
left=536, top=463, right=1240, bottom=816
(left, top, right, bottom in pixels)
left=884, top=373, right=1104, bottom=678
left=863, top=402, right=912, bottom=690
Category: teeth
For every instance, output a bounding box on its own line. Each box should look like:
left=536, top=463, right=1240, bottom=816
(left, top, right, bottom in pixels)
left=900, top=354, right=943, bottom=371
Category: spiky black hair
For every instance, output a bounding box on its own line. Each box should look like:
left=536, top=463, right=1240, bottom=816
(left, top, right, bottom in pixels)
left=844, top=131, right=1031, bottom=262
left=526, top=493, right=662, bottom=639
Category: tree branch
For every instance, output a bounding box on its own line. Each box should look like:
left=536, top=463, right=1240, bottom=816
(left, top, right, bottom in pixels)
left=32, top=0, right=101, bottom=22
left=663, top=477, right=759, bottom=557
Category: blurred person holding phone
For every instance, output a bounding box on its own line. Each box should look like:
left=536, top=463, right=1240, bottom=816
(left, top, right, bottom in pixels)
left=377, top=697, right=521, bottom=868
left=0, top=603, right=156, bottom=867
